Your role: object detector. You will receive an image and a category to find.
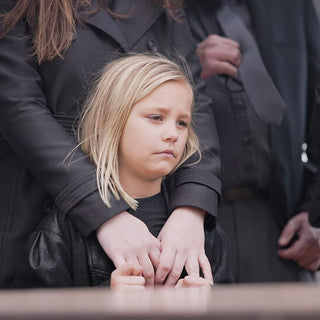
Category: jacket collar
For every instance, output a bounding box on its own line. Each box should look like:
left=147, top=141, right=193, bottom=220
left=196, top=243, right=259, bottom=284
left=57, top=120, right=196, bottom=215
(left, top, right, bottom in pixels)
left=86, top=0, right=164, bottom=51
left=85, top=0, right=128, bottom=50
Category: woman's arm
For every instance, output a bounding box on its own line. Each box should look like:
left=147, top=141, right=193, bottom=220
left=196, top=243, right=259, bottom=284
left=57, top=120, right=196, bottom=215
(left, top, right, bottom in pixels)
left=0, top=10, right=130, bottom=236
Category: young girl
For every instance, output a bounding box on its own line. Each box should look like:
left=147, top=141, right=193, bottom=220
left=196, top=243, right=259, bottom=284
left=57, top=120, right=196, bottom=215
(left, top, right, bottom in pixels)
left=14, top=54, right=230, bottom=288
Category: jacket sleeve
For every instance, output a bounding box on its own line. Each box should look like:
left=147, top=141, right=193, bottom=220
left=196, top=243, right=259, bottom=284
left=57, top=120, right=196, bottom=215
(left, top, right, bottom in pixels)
left=0, top=2, right=130, bottom=237
left=167, top=8, right=221, bottom=227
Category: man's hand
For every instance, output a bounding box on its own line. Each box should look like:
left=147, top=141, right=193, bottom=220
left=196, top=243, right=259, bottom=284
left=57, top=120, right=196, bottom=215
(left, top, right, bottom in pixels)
left=278, top=211, right=320, bottom=271
left=110, top=261, right=145, bottom=290
left=196, top=34, right=242, bottom=79
left=97, top=211, right=161, bottom=286
left=155, top=207, right=213, bottom=286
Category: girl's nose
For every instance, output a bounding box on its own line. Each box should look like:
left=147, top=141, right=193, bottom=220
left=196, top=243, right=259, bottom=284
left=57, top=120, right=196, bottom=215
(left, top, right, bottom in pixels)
left=162, top=123, right=178, bottom=142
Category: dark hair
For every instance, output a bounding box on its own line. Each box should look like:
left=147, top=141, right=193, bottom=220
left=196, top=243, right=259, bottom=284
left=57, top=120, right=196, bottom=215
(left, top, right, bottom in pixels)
left=0, top=0, right=184, bottom=63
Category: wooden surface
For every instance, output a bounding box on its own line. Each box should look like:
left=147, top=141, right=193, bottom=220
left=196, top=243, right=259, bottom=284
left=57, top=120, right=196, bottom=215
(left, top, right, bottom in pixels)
left=1, top=283, right=320, bottom=320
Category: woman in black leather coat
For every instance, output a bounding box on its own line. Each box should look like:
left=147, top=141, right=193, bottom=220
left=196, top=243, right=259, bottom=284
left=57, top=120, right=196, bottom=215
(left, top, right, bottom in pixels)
left=0, top=0, right=221, bottom=287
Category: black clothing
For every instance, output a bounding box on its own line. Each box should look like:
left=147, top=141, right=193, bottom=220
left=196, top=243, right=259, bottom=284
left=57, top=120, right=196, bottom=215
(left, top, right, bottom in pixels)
left=14, top=191, right=231, bottom=288
left=300, top=87, right=320, bottom=228
left=187, top=0, right=320, bottom=224
left=0, top=0, right=221, bottom=287
left=214, top=77, right=271, bottom=193
left=216, top=4, right=286, bottom=127
left=186, top=0, right=320, bottom=282
left=218, top=195, right=314, bottom=282
left=187, top=4, right=271, bottom=194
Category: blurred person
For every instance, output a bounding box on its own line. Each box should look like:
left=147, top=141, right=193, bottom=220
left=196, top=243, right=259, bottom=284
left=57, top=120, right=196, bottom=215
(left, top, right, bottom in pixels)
left=185, top=0, right=320, bottom=282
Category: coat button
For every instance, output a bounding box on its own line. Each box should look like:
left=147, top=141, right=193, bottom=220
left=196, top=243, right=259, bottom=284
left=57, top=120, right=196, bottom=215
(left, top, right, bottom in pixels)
left=147, top=39, right=158, bottom=52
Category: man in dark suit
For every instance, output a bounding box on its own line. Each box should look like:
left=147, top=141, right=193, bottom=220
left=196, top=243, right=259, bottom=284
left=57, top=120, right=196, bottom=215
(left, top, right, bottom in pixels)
left=185, top=0, right=320, bottom=282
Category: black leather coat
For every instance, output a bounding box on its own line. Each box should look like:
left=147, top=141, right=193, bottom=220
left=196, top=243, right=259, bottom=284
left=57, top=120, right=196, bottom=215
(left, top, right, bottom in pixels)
left=14, top=207, right=231, bottom=288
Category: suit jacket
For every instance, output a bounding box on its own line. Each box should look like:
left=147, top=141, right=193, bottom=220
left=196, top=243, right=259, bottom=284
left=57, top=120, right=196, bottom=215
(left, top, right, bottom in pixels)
left=185, top=0, right=320, bottom=226
left=299, top=81, right=320, bottom=227
left=248, top=0, right=320, bottom=225
left=0, top=0, right=221, bottom=287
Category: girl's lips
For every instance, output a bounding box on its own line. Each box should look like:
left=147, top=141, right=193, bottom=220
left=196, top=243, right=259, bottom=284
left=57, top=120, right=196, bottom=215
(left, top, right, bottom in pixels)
left=157, top=150, right=175, bottom=157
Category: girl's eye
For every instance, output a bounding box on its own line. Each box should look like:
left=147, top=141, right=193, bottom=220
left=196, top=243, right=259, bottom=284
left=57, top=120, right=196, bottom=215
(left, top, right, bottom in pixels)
left=148, top=114, right=163, bottom=121
left=177, top=120, right=188, bottom=128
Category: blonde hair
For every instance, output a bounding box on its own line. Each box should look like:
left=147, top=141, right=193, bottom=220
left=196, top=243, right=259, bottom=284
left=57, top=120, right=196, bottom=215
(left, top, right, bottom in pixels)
left=79, top=53, right=200, bottom=209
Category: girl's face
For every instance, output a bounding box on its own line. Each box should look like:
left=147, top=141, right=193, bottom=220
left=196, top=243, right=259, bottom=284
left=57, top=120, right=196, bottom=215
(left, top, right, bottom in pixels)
left=118, top=80, right=193, bottom=196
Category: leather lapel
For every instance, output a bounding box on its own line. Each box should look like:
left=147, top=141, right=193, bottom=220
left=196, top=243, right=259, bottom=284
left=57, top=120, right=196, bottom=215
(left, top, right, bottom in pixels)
left=86, top=0, right=164, bottom=51
left=85, top=0, right=128, bottom=50
left=112, top=0, right=163, bottom=50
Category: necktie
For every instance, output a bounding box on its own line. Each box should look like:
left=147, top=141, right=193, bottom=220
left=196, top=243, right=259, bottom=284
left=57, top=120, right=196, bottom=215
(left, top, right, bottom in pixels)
left=216, top=5, right=286, bottom=126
